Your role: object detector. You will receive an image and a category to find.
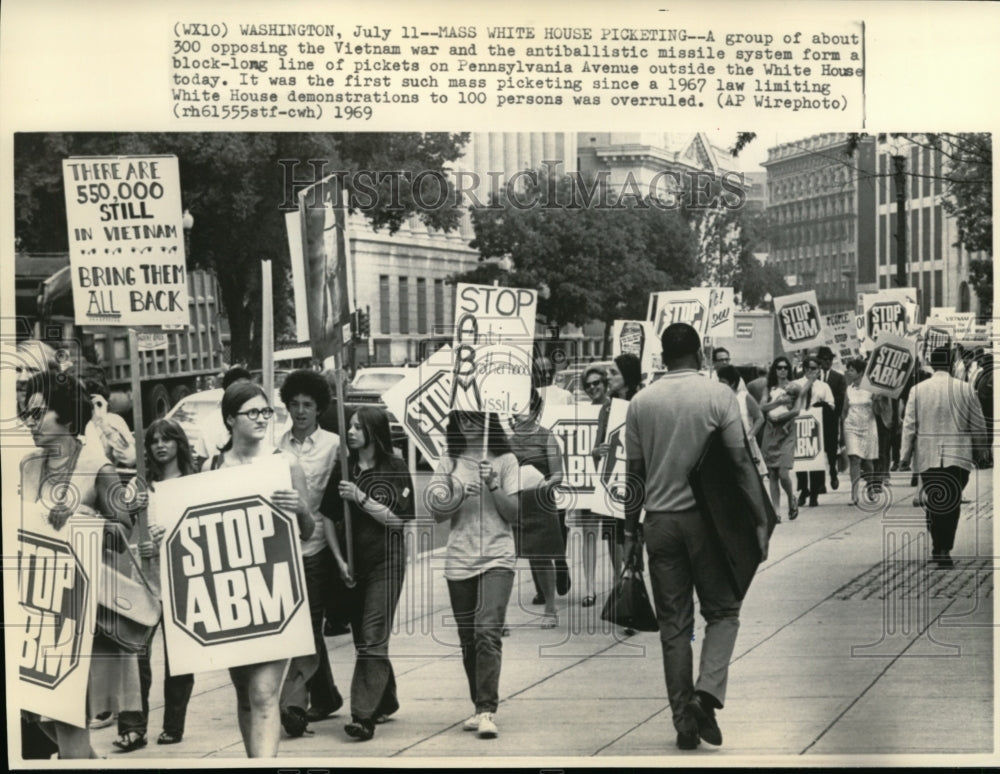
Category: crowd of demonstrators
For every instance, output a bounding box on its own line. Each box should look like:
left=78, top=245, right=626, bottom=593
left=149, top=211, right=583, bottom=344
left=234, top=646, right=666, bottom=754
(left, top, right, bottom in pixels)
left=320, top=407, right=415, bottom=741
left=275, top=370, right=346, bottom=738
left=429, top=411, right=520, bottom=739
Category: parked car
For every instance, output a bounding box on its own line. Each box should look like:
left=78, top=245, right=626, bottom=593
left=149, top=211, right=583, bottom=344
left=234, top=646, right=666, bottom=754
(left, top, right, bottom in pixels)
left=165, top=387, right=292, bottom=467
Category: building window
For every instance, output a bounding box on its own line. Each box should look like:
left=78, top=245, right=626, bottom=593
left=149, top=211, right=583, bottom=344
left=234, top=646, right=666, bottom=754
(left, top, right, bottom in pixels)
left=416, top=278, right=428, bottom=335
left=379, top=275, right=391, bottom=334
left=398, top=277, right=410, bottom=335
left=879, top=214, right=887, bottom=265
left=911, top=213, right=919, bottom=263
left=922, top=207, right=931, bottom=263
left=434, top=279, right=445, bottom=331
left=910, top=146, right=920, bottom=199
left=922, top=270, right=931, bottom=318
left=934, top=270, right=943, bottom=307
left=934, top=207, right=942, bottom=261
left=922, top=147, right=931, bottom=197
left=878, top=154, right=887, bottom=205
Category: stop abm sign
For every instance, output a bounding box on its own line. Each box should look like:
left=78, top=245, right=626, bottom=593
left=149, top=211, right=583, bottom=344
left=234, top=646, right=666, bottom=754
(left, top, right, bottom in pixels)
left=154, top=457, right=314, bottom=674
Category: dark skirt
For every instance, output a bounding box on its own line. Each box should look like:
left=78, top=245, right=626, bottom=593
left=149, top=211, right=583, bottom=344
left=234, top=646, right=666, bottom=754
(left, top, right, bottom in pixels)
left=515, top=488, right=566, bottom=558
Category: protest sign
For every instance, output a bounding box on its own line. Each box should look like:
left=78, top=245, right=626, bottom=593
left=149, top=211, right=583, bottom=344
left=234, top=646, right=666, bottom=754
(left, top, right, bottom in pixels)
left=707, top=287, right=736, bottom=338
left=450, top=283, right=536, bottom=415
left=774, top=291, right=825, bottom=351
left=383, top=344, right=454, bottom=464
left=589, top=399, right=630, bottom=518
left=155, top=458, right=313, bottom=674
left=823, top=311, right=860, bottom=362
left=17, top=514, right=103, bottom=728
left=612, top=320, right=657, bottom=378
left=860, top=332, right=918, bottom=399
left=920, top=320, right=955, bottom=363
left=929, top=308, right=975, bottom=340
left=542, top=403, right=604, bottom=505
left=647, top=289, right=712, bottom=338
left=860, top=289, right=920, bottom=345
left=792, top=407, right=827, bottom=473
left=62, top=155, right=187, bottom=327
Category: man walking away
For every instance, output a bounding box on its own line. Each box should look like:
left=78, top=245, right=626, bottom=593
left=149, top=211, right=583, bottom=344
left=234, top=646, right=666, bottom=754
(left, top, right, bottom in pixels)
left=900, top=346, right=989, bottom=568
left=624, top=323, right=770, bottom=750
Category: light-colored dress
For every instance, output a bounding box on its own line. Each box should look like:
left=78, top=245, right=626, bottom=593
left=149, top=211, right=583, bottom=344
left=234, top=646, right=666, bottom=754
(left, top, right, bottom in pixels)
left=844, top=385, right=879, bottom=459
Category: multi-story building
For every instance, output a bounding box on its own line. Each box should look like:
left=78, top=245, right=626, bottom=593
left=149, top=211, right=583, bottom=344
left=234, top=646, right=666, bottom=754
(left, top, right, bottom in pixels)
left=873, top=138, right=985, bottom=317
left=346, top=132, right=577, bottom=365
left=762, top=133, right=877, bottom=314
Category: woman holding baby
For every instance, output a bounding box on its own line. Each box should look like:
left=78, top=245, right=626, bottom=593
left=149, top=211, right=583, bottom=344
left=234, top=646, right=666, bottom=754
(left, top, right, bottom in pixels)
left=760, top=356, right=801, bottom=521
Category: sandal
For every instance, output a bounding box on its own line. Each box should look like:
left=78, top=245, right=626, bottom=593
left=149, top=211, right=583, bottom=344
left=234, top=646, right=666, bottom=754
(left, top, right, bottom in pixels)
left=541, top=613, right=558, bottom=629
left=112, top=731, right=148, bottom=753
left=788, top=505, right=799, bottom=521
left=581, top=594, right=596, bottom=608
left=157, top=731, right=182, bottom=745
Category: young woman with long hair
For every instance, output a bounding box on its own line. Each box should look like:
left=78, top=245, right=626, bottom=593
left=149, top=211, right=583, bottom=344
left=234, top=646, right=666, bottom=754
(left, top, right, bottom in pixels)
left=428, top=410, right=520, bottom=739
left=203, top=381, right=314, bottom=758
left=113, top=418, right=198, bottom=752
left=760, top=356, right=801, bottom=521
left=320, top=407, right=414, bottom=742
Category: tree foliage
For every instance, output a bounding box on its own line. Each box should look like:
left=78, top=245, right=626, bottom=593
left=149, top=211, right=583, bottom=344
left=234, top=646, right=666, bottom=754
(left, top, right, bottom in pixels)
left=14, top=132, right=469, bottom=364
left=460, top=171, right=700, bottom=339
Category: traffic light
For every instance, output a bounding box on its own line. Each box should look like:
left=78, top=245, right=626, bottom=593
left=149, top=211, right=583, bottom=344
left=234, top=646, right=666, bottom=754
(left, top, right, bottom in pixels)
left=359, top=309, right=370, bottom=338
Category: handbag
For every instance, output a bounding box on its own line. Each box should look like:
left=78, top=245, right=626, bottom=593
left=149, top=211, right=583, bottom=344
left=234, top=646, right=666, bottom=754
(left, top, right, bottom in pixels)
left=600, top=566, right=659, bottom=632
left=97, top=535, right=161, bottom=653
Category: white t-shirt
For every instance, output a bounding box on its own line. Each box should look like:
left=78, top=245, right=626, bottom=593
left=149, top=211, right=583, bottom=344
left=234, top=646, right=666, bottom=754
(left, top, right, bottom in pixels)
left=430, top=452, right=520, bottom=580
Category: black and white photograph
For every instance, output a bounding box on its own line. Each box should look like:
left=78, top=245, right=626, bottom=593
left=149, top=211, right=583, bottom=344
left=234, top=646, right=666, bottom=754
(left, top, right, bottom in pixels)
left=1, top=1, right=996, bottom=769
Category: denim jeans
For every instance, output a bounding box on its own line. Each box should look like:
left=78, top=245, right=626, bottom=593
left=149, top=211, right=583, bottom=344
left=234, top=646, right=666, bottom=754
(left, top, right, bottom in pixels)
left=446, top=568, right=515, bottom=714
left=281, top=548, right=341, bottom=711
left=643, top=510, right=742, bottom=733
left=118, top=621, right=194, bottom=737
left=348, top=557, right=405, bottom=721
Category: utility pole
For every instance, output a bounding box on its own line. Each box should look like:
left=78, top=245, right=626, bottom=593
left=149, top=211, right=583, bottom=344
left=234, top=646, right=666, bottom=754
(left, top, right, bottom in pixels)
left=891, top=154, right=907, bottom=288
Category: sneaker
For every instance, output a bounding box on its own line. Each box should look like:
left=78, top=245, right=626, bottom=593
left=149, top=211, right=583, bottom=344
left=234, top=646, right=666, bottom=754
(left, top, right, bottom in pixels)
left=476, top=712, right=498, bottom=738
left=89, top=712, right=115, bottom=730
left=462, top=714, right=481, bottom=732
left=686, top=692, right=722, bottom=746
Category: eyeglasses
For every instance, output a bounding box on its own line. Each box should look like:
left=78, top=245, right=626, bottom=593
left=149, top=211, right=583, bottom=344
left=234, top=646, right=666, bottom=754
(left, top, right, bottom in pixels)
left=775, top=365, right=789, bottom=371
left=235, top=407, right=274, bottom=421
left=20, top=405, right=46, bottom=424
left=806, top=365, right=819, bottom=372
left=584, top=380, right=605, bottom=390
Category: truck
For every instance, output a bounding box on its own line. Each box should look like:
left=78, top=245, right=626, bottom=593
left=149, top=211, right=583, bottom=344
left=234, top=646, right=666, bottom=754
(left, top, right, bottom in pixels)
left=15, top=252, right=227, bottom=421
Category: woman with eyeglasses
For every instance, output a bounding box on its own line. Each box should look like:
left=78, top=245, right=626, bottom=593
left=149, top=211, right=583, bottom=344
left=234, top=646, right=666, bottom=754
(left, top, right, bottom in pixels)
left=574, top=365, right=625, bottom=609
left=320, top=407, right=414, bottom=742
left=18, top=370, right=141, bottom=759
left=203, top=381, right=314, bottom=758
left=760, top=357, right=801, bottom=521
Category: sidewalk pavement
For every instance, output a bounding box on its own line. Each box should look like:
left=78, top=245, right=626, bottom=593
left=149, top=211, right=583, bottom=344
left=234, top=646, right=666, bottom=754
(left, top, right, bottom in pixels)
left=87, top=468, right=995, bottom=765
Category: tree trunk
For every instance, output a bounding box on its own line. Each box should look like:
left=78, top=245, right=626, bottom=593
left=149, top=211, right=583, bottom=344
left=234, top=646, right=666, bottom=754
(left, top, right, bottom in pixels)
left=218, top=272, right=252, bottom=367
left=603, top=320, right=613, bottom=358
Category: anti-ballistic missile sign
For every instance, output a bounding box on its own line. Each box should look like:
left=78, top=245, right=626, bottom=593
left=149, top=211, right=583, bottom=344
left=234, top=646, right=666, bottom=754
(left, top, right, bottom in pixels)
left=823, top=311, right=860, bottom=362
left=860, top=332, right=918, bottom=399
left=920, top=320, right=954, bottom=364
left=451, top=283, right=536, bottom=415
left=542, top=403, right=604, bottom=498
left=17, top=516, right=103, bottom=727
left=63, top=155, right=188, bottom=327
left=792, top=408, right=826, bottom=473
left=382, top=344, right=454, bottom=463
left=647, top=289, right=711, bottom=338
left=154, top=458, right=313, bottom=673
left=590, top=399, right=630, bottom=518
left=860, top=289, right=919, bottom=345
left=612, top=320, right=658, bottom=377
left=774, top=291, right=824, bottom=351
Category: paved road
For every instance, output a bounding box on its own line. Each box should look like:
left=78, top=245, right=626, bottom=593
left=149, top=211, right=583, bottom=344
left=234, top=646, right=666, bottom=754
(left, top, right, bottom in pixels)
left=84, top=468, right=994, bottom=765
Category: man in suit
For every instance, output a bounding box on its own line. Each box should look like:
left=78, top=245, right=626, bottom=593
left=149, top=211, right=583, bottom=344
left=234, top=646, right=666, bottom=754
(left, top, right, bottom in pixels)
left=816, top=347, right=846, bottom=490
left=794, top=353, right=836, bottom=507
left=900, top=346, right=989, bottom=567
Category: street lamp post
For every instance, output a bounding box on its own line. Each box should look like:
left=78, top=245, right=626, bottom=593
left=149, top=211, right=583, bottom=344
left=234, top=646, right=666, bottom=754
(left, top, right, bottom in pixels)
left=182, top=209, right=194, bottom=262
